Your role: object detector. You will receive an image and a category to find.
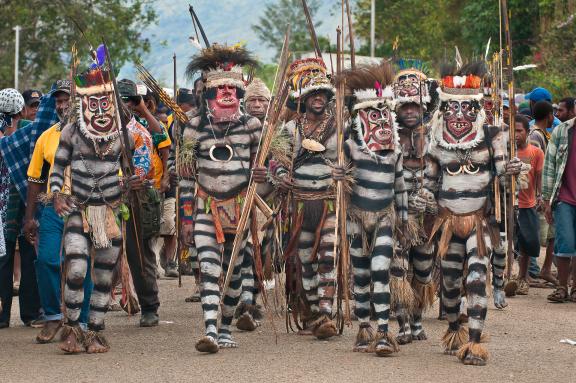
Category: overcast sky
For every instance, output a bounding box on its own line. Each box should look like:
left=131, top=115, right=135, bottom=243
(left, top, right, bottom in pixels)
left=119, top=0, right=341, bottom=88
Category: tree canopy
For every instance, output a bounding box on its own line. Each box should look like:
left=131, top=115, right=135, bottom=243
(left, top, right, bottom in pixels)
left=0, top=0, right=157, bottom=91
left=253, top=0, right=576, bottom=99
left=252, top=0, right=330, bottom=59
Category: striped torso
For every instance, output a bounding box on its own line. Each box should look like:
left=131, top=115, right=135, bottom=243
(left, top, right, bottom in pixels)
left=346, top=139, right=400, bottom=212
left=427, top=125, right=507, bottom=214
left=180, top=115, right=261, bottom=201
left=283, top=119, right=337, bottom=195
left=51, top=123, right=123, bottom=207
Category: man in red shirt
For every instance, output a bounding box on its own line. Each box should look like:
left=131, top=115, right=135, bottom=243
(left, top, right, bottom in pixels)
left=510, top=115, right=545, bottom=295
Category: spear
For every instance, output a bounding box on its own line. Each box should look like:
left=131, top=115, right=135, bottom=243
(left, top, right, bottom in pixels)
left=500, top=0, right=516, bottom=279
left=102, top=38, right=146, bottom=272
left=222, top=26, right=292, bottom=294
left=188, top=4, right=210, bottom=48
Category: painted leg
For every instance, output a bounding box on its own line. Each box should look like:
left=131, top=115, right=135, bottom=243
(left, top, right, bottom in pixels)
left=410, top=242, right=435, bottom=340
left=440, top=236, right=467, bottom=355
left=235, top=241, right=262, bottom=332
left=313, top=212, right=337, bottom=340
left=458, top=231, right=491, bottom=366
left=85, top=238, right=121, bottom=354
left=298, top=228, right=320, bottom=317
left=350, top=229, right=374, bottom=352
left=219, top=233, right=247, bottom=348
left=60, top=213, right=89, bottom=354
left=193, top=211, right=221, bottom=353
left=369, top=221, right=398, bottom=357
left=492, top=232, right=507, bottom=309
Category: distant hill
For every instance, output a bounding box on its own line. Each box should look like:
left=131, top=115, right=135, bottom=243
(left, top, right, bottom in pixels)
left=119, top=0, right=340, bottom=88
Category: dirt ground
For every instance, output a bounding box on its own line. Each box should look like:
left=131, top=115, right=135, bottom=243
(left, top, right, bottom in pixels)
left=1, top=275, right=575, bottom=383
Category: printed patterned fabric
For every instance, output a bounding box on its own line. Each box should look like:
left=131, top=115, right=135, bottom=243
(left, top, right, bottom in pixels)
left=127, top=116, right=154, bottom=180
left=0, top=91, right=58, bottom=201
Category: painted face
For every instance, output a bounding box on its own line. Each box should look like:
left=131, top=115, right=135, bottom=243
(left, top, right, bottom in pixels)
left=393, top=73, right=427, bottom=100
left=358, top=105, right=395, bottom=152
left=442, top=100, right=478, bottom=144
left=482, top=98, right=494, bottom=125
left=207, top=84, right=240, bottom=122
left=82, top=93, right=115, bottom=135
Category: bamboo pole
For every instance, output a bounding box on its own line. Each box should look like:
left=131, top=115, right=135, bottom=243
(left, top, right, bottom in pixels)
left=501, top=0, right=517, bottom=279
left=222, top=27, right=292, bottom=293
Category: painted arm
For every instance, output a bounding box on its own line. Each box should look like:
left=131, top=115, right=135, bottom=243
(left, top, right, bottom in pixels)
left=178, top=124, right=197, bottom=225
left=49, top=124, right=73, bottom=194
left=394, top=152, right=409, bottom=224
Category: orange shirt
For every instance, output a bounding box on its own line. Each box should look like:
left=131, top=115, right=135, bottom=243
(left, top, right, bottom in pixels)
left=517, top=144, right=544, bottom=209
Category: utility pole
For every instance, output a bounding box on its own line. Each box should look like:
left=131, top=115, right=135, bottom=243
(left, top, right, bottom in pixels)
left=370, top=0, right=375, bottom=57
left=13, top=25, right=21, bottom=90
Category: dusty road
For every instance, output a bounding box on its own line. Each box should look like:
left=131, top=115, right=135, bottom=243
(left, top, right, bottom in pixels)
left=1, top=276, right=575, bottom=383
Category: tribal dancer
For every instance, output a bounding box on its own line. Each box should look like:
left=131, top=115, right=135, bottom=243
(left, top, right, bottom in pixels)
left=418, top=62, right=521, bottom=365
left=334, top=62, right=408, bottom=356
left=49, top=63, right=129, bottom=354
left=272, top=58, right=339, bottom=340
left=391, top=61, right=436, bottom=344
left=179, top=45, right=267, bottom=353
left=234, top=78, right=272, bottom=331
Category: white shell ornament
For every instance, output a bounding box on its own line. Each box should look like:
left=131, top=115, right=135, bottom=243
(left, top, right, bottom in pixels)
left=209, top=144, right=234, bottom=162
left=302, top=138, right=325, bottom=152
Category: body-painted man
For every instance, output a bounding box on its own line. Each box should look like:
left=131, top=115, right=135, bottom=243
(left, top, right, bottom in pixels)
left=234, top=77, right=273, bottom=331
left=391, top=61, right=436, bottom=344
left=179, top=45, right=267, bottom=353
left=272, top=58, right=339, bottom=340
left=418, top=62, right=521, bottom=365
left=49, top=62, right=135, bottom=354
left=334, top=62, right=408, bottom=356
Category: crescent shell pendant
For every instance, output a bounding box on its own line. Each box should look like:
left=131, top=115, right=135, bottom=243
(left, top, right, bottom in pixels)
left=302, top=138, right=326, bottom=152
left=209, top=144, right=234, bottom=162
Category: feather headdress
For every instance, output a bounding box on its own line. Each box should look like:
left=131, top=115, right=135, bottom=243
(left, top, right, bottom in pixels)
left=393, top=58, right=430, bottom=107
left=185, top=44, right=258, bottom=91
left=287, top=58, right=334, bottom=102
left=337, top=61, right=395, bottom=111
left=437, top=61, right=487, bottom=101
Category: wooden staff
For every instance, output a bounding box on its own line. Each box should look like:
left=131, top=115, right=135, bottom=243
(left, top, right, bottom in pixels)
left=102, top=38, right=146, bottom=272
left=222, top=27, right=292, bottom=294
left=334, top=26, right=351, bottom=325
left=172, top=53, right=184, bottom=288
left=301, top=0, right=322, bottom=58
left=501, top=0, right=516, bottom=279
left=345, top=0, right=356, bottom=69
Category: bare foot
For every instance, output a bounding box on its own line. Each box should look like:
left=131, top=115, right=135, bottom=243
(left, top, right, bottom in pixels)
left=313, top=318, right=337, bottom=340
left=36, top=320, right=62, bottom=344
left=85, top=331, right=110, bottom=354
left=411, top=330, right=427, bottom=341
left=59, top=325, right=85, bottom=354
left=538, top=272, right=558, bottom=286
left=218, top=334, right=238, bottom=348
left=396, top=333, right=412, bottom=345
left=195, top=336, right=219, bottom=353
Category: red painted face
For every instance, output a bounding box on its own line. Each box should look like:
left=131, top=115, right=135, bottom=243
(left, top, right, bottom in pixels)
left=207, top=84, right=240, bottom=122
left=82, top=93, right=115, bottom=134
left=358, top=106, right=395, bottom=152
left=442, top=100, right=478, bottom=144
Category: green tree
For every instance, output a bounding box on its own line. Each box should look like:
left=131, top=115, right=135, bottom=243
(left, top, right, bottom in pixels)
left=252, top=0, right=330, bottom=59
left=0, top=0, right=157, bottom=91
left=353, top=0, right=464, bottom=65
